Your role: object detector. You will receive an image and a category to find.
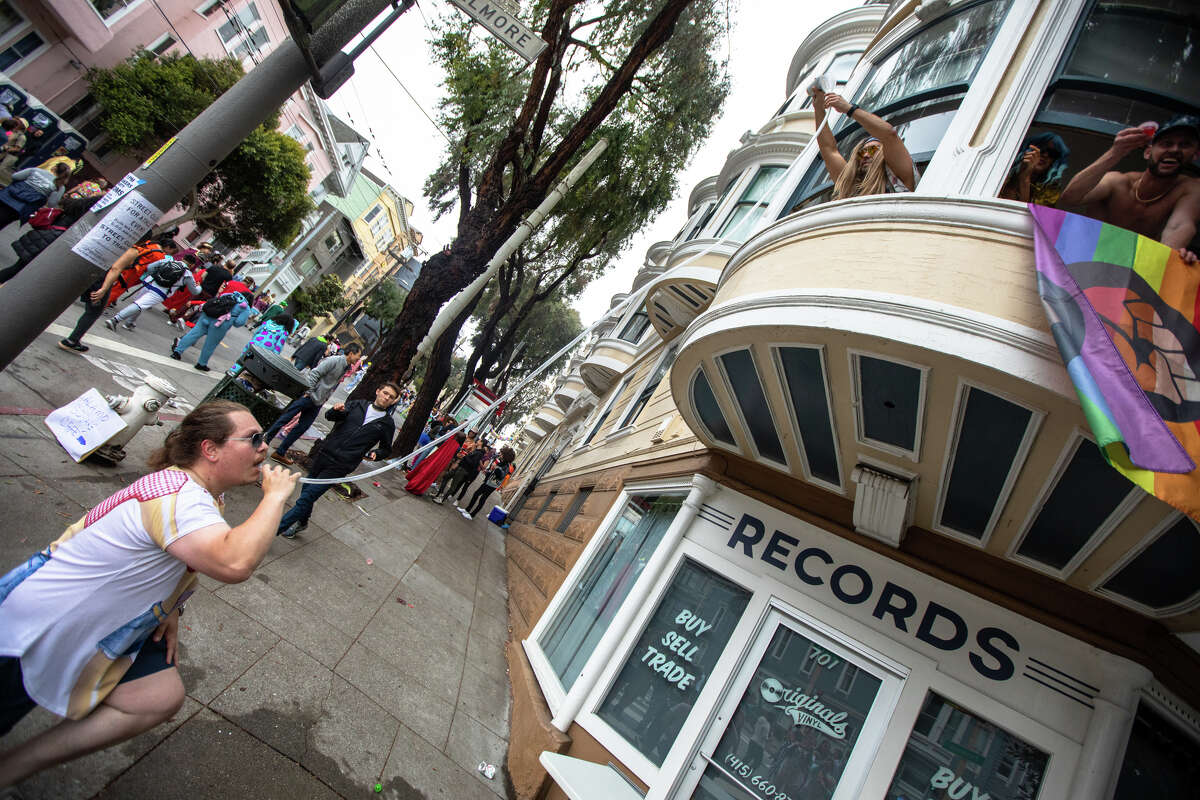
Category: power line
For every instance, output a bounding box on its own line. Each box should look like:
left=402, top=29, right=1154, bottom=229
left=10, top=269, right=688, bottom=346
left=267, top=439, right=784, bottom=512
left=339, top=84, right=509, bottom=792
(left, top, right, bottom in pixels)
left=368, top=44, right=453, bottom=145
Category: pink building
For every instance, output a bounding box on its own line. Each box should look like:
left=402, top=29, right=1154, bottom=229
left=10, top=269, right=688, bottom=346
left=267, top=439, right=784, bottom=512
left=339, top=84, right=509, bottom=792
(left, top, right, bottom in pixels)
left=0, top=0, right=364, bottom=206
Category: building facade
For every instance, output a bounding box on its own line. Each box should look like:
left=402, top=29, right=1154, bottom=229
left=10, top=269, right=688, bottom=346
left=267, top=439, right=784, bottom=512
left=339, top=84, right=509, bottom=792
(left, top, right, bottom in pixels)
left=501, top=1, right=1200, bottom=799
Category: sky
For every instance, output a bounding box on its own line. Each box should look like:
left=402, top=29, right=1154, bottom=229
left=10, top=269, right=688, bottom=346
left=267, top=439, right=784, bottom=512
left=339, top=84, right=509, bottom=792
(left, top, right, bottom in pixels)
left=326, top=0, right=861, bottom=326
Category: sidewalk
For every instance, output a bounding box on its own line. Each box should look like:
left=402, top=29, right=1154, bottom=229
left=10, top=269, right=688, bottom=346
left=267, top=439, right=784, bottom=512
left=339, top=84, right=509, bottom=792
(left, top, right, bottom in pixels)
left=0, top=333, right=514, bottom=800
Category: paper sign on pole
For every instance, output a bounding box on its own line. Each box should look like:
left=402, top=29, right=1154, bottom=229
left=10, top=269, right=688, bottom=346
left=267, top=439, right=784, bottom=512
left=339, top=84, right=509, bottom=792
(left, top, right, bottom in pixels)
left=446, top=0, right=547, bottom=63
left=45, top=388, right=127, bottom=462
left=70, top=190, right=164, bottom=268
left=91, top=173, right=146, bottom=214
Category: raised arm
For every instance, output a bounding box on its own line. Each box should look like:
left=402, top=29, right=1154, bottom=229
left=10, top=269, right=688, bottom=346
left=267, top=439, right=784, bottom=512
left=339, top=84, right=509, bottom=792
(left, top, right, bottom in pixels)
left=811, top=90, right=846, bottom=183
left=165, top=464, right=299, bottom=583
left=1059, top=127, right=1148, bottom=207
left=1161, top=186, right=1200, bottom=263
left=824, top=93, right=915, bottom=190
left=90, top=247, right=139, bottom=302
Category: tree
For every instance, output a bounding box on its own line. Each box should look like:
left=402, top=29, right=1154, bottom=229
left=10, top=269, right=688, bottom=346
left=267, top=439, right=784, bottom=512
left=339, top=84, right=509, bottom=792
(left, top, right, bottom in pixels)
left=86, top=51, right=314, bottom=247
left=362, top=281, right=408, bottom=336
left=289, top=274, right=345, bottom=322
left=354, top=0, right=728, bottom=459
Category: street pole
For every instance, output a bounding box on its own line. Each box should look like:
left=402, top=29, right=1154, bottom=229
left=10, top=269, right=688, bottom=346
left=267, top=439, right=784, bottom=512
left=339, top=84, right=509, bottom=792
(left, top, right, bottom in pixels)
left=0, top=0, right=408, bottom=373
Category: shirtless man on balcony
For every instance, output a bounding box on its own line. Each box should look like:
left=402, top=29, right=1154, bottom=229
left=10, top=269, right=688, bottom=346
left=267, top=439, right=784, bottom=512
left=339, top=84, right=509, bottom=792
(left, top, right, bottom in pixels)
left=1059, top=115, right=1199, bottom=263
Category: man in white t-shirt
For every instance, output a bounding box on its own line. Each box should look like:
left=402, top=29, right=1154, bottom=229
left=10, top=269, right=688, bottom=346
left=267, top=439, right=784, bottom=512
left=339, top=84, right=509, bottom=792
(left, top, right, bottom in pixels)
left=0, top=400, right=299, bottom=787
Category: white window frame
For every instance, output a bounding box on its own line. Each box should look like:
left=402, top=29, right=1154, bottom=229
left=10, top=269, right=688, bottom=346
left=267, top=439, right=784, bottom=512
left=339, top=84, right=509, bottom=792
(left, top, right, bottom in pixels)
left=611, top=343, right=677, bottom=434
left=1007, top=429, right=1142, bottom=580
left=0, top=2, right=47, bottom=72
left=932, top=378, right=1044, bottom=548
left=687, top=363, right=741, bottom=457
left=195, top=0, right=222, bottom=16
left=713, top=163, right=789, bottom=242
left=216, top=1, right=269, bottom=61
left=144, top=33, right=177, bottom=57
left=695, top=169, right=746, bottom=240
left=714, top=344, right=790, bottom=470
left=1091, top=511, right=1200, bottom=617
left=523, top=477, right=693, bottom=717
left=847, top=348, right=930, bottom=462
left=578, top=374, right=632, bottom=450
left=770, top=342, right=845, bottom=494
left=88, top=0, right=147, bottom=28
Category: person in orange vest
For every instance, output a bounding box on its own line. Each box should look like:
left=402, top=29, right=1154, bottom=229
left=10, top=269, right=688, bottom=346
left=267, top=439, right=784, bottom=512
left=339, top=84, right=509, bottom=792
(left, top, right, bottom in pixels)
left=107, top=235, right=179, bottom=307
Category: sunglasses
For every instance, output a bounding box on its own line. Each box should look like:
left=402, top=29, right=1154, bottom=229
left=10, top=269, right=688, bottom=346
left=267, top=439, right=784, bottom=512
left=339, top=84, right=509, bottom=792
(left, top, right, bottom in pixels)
left=230, top=432, right=266, bottom=448
left=860, top=142, right=882, bottom=155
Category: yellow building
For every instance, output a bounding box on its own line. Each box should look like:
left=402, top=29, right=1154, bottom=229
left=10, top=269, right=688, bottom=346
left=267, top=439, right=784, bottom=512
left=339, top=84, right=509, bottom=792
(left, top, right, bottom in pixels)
left=327, top=168, right=421, bottom=299
left=500, top=1, right=1200, bottom=799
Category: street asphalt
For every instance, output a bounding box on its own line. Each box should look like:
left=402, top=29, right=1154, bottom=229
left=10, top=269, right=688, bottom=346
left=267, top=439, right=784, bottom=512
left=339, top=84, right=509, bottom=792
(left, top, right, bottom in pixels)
left=0, top=236, right=514, bottom=800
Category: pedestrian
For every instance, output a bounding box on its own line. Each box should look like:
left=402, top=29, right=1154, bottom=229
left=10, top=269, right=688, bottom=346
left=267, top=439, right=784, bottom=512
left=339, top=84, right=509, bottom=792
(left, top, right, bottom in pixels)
left=107, top=233, right=180, bottom=306
left=229, top=312, right=295, bottom=377
left=56, top=235, right=180, bottom=354
left=170, top=289, right=252, bottom=372
left=0, top=117, right=27, bottom=185
left=459, top=447, right=516, bottom=519
left=345, top=359, right=369, bottom=393
left=159, top=250, right=205, bottom=325
left=276, top=383, right=400, bottom=538
left=404, top=428, right=463, bottom=496
left=63, top=177, right=109, bottom=202
left=290, top=335, right=327, bottom=371
left=106, top=254, right=200, bottom=331
left=0, top=195, right=100, bottom=284
left=0, top=401, right=300, bottom=785
left=0, top=162, right=70, bottom=228
left=265, top=343, right=363, bottom=465
left=432, top=431, right=485, bottom=505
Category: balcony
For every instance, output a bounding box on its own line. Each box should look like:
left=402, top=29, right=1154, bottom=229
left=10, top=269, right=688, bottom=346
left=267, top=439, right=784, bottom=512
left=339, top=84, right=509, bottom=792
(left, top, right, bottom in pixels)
left=578, top=337, right=639, bottom=396
left=553, top=373, right=587, bottom=411
left=532, top=403, right=565, bottom=434
left=670, top=194, right=1193, bottom=620
left=642, top=264, right=722, bottom=342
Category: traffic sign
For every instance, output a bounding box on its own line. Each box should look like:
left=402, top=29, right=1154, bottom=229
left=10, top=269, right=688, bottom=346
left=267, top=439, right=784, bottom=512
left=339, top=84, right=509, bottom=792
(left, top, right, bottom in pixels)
left=446, top=0, right=548, bottom=63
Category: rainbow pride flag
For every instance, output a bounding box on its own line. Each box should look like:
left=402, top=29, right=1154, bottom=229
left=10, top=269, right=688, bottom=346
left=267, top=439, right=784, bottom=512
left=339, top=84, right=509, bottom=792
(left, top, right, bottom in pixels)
left=1029, top=205, right=1199, bottom=522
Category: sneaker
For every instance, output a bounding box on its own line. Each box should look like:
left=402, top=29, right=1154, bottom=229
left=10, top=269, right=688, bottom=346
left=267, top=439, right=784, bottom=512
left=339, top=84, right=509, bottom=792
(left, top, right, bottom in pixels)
left=278, top=521, right=306, bottom=539
left=460, top=510, right=472, bottom=519
left=58, top=339, right=88, bottom=353
left=103, top=318, right=117, bottom=332
left=194, top=364, right=210, bottom=372
left=170, top=337, right=181, bottom=359
left=121, top=321, right=136, bottom=331
left=432, top=496, right=444, bottom=504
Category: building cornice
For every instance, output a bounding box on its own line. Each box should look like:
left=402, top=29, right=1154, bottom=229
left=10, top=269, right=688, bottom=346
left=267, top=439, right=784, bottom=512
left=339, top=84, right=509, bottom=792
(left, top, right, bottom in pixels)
left=665, top=238, right=739, bottom=268
left=785, top=5, right=888, bottom=95
left=686, top=175, right=720, bottom=216
left=717, top=131, right=810, bottom=193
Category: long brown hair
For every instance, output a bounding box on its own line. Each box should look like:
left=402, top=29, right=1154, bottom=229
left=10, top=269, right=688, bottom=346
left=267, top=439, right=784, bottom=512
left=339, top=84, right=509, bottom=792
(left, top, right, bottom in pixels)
left=148, top=400, right=242, bottom=471
left=832, top=139, right=889, bottom=200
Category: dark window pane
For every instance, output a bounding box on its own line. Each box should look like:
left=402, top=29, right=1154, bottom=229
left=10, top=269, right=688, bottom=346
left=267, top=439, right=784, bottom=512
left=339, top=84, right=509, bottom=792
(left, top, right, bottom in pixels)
left=692, top=369, right=734, bottom=445
left=621, top=347, right=676, bottom=428
left=940, top=388, right=1033, bottom=538
left=555, top=487, right=593, bottom=533
left=1114, top=701, right=1200, bottom=798
left=720, top=350, right=787, bottom=464
left=852, top=0, right=1012, bottom=113
left=887, top=692, right=1048, bottom=800
left=1016, top=440, right=1133, bottom=569
left=597, top=559, right=750, bottom=765
left=778, top=347, right=840, bottom=485
left=1062, top=1, right=1199, bottom=107
left=857, top=356, right=922, bottom=453
left=1103, top=517, right=1200, bottom=609
left=619, top=309, right=651, bottom=343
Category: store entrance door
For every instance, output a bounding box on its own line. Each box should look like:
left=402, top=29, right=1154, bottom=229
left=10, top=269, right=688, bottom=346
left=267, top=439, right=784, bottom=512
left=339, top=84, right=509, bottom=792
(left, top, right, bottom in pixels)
left=678, top=609, right=904, bottom=800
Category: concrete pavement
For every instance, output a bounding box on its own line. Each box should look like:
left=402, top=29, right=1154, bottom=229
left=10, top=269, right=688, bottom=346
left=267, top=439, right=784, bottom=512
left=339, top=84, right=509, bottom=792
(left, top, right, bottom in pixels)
left=0, top=304, right=514, bottom=799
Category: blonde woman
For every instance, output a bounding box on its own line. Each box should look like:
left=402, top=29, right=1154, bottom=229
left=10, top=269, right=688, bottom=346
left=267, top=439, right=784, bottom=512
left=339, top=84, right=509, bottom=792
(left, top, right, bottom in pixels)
left=812, top=90, right=916, bottom=200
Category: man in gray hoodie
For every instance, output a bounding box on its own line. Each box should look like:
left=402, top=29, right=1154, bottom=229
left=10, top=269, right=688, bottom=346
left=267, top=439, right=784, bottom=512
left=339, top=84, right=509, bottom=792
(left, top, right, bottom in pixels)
left=265, top=342, right=362, bottom=465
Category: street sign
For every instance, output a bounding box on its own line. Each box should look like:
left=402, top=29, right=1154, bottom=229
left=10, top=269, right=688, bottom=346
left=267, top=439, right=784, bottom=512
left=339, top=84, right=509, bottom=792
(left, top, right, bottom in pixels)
left=446, top=0, right=548, bottom=63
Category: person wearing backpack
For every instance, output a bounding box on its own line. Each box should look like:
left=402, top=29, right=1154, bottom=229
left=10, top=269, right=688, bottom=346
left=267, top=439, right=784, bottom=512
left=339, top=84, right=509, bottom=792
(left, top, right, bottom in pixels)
left=0, top=195, right=100, bottom=284
left=170, top=289, right=251, bottom=372
left=106, top=254, right=200, bottom=331
left=107, top=235, right=179, bottom=306
left=459, top=447, right=516, bottom=519
left=0, top=162, right=70, bottom=229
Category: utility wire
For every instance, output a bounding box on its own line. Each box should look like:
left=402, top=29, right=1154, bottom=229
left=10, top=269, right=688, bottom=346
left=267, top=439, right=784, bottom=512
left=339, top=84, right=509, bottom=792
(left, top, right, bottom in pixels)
left=368, top=44, right=453, bottom=145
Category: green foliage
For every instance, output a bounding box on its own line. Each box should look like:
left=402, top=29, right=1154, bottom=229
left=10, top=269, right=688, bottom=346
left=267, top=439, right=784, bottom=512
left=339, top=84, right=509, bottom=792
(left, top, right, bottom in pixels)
left=290, top=274, right=346, bottom=321
left=85, top=52, right=311, bottom=247
left=362, top=281, right=409, bottom=333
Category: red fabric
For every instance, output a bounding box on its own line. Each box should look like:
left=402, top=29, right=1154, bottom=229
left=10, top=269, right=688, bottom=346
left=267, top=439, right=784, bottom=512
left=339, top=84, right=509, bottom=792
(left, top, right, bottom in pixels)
left=221, top=280, right=251, bottom=295
left=404, top=438, right=461, bottom=496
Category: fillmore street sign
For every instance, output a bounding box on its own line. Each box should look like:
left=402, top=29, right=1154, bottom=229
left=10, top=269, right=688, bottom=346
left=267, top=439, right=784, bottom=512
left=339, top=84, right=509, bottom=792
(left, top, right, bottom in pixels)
left=446, top=0, right=548, bottom=63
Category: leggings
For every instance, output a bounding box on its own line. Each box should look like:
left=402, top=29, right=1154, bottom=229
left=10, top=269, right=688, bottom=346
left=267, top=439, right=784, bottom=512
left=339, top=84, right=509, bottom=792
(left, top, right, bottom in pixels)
left=64, top=280, right=108, bottom=344
left=465, top=484, right=497, bottom=517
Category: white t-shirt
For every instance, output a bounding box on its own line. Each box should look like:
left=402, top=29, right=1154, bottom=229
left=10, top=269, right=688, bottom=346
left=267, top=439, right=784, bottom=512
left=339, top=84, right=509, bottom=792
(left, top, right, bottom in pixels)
left=0, top=468, right=224, bottom=718
left=363, top=405, right=387, bottom=425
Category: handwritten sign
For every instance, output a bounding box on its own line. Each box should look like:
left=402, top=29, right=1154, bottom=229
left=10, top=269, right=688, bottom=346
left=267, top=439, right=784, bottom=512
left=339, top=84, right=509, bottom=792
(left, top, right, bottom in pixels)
left=45, top=389, right=126, bottom=462
left=71, top=189, right=163, bottom=268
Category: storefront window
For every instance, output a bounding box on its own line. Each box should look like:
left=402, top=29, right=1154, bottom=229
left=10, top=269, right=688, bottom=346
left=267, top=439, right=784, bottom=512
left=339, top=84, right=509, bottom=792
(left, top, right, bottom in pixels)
left=596, top=559, right=750, bottom=766
left=694, top=627, right=883, bottom=800
left=1113, top=700, right=1200, bottom=797
left=539, top=495, right=682, bottom=690
left=886, top=692, right=1048, bottom=800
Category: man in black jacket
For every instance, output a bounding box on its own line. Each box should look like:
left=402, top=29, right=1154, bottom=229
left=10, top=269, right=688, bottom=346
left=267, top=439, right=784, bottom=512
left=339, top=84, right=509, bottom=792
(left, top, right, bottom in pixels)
left=276, top=382, right=400, bottom=538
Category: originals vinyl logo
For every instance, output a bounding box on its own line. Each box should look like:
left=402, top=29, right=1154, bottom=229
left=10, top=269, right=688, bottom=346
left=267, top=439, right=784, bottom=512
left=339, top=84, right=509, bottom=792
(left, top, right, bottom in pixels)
left=759, top=678, right=848, bottom=739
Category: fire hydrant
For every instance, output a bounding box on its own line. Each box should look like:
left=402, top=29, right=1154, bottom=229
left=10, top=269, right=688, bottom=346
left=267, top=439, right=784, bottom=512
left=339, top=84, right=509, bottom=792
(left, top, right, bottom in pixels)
left=88, top=376, right=178, bottom=465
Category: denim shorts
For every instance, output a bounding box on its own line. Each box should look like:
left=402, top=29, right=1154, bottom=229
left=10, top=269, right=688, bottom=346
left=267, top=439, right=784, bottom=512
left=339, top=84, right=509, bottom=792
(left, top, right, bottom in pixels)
left=0, top=636, right=173, bottom=737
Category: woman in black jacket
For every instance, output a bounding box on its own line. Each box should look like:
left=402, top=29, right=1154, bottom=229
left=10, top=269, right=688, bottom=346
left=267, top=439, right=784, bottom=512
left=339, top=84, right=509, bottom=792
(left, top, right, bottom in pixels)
left=0, top=194, right=101, bottom=284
